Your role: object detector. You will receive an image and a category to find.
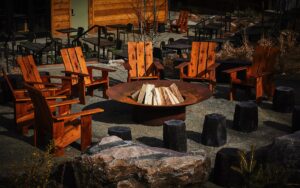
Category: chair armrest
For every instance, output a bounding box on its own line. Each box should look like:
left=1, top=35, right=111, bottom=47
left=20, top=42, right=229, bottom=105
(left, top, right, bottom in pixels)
left=16, top=111, right=34, bottom=124
left=26, top=81, right=64, bottom=87
left=15, top=98, right=32, bottom=102
left=153, top=60, right=164, bottom=70
left=41, top=75, right=72, bottom=80
left=49, top=99, right=80, bottom=108
left=223, top=66, right=248, bottom=74
left=61, top=71, right=89, bottom=77
left=54, top=108, right=104, bottom=121
left=45, top=95, right=68, bottom=100
left=250, top=72, right=272, bottom=78
left=88, top=65, right=116, bottom=72
left=123, top=62, right=132, bottom=70
left=207, top=63, right=220, bottom=71
left=175, top=62, right=190, bottom=69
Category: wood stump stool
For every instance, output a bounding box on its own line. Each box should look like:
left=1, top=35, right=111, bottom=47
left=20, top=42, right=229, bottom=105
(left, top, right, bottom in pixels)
left=108, top=126, right=132, bottom=140
left=233, top=101, right=258, bottom=132
left=213, top=148, right=243, bottom=187
left=292, top=105, right=300, bottom=132
left=273, top=86, right=295, bottom=113
left=201, top=113, right=227, bottom=147
left=163, top=120, right=187, bottom=152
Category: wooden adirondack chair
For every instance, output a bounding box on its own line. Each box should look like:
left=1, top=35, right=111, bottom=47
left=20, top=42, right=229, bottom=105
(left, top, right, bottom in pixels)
left=170, top=10, right=189, bottom=33
left=223, top=46, right=280, bottom=102
left=175, top=42, right=219, bottom=91
left=2, top=69, right=67, bottom=139
left=60, top=46, right=116, bottom=104
left=16, top=55, right=71, bottom=96
left=123, top=41, right=164, bottom=82
left=24, top=83, right=103, bottom=156
left=2, top=69, right=33, bottom=135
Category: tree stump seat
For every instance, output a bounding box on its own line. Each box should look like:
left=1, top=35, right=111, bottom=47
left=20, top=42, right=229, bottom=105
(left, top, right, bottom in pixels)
left=201, top=113, right=227, bottom=147
left=108, top=126, right=132, bottom=140
left=292, top=105, right=300, bottom=132
left=163, top=120, right=187, bottom=152
left=213, top=148, right=243, bottom=187
left=233, top=101, right=258, bottom=132
left=273, top=86, right=295, bottom=113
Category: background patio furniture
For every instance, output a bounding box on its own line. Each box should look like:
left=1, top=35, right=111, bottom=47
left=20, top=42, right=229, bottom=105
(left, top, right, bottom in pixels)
left=169, top=10, right=189, bottom=33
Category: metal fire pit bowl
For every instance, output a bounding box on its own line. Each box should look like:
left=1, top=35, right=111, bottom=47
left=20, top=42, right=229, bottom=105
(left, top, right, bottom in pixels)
left=106, top=80, right=212, bottom=126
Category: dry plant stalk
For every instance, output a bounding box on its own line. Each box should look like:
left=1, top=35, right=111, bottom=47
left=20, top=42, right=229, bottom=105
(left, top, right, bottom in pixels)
left=216, top=31, right=254, bottom=61
left=278, top=30, right=298, bottom=57
left=257, top=35, right=274, bottom=48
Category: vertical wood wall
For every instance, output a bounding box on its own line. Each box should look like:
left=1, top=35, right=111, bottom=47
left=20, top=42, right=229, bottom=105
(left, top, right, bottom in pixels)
left=51, top=0, right=70, bottom=36
left=51, top=0, right=168, bottom=35
left=89, top=0, right=168, bottom=26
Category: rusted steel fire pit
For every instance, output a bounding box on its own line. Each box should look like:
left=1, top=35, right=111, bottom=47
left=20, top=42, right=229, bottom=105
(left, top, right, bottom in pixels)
left=106, top=80, right=212, bottom=126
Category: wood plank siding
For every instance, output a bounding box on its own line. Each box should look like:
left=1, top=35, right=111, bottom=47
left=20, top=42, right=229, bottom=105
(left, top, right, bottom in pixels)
left=51, top=0, right=167, bottom=36
left=89, top=0, right=168, bottom=27
left=51, top=0, right=71, bottom=36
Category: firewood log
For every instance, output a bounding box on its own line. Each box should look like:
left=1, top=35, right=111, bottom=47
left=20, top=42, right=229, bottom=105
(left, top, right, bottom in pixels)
left=170, top=83, right=184, bottom=102
left=144, top=84, right=155, bottom=105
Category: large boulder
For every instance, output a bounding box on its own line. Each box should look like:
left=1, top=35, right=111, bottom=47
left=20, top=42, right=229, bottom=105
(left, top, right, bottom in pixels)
left=72, top=136, right=211, bottom=188
left=256, top=131, right=300, bottom=184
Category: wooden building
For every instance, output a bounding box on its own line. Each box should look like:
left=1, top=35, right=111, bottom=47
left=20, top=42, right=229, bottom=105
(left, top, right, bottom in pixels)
left=51, top=0, right=168, bottom=36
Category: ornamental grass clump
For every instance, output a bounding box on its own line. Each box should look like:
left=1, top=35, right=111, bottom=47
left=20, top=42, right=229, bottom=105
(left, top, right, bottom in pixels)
left=216, top=34, right=254, bottom=61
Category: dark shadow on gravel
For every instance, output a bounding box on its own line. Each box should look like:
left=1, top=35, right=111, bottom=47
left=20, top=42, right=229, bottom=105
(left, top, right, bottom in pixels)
left=186, top=130, right=201, bottom=143
left=226, top=119, right=234, bottom=129
left=136, top=136, right=164, bottom=148
left=0, top=113, right=14, bottom=131
left=109, top=77, right=124, bottom=86
left=258, top=101, right=273, bottom=110
left=83, top=100, right=134, bottom=124
left=264, top=121, right=291, bottom=133
left=0, top=114, right=34, bottom=145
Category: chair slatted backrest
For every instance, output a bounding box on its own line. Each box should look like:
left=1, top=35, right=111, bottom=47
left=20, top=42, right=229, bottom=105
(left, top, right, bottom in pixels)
left=17, top=55, right=45, bottom=89
left=128, top=41, right=154, bottom=78
left=249, top=46, right=280, bottom=76
left=178, top=11, right=189, bottom=27
left=188, top=42, right=217, bottom=78
left=60, top=47, right=91, bottom=85
left=25, top=84, right=53, bottom=133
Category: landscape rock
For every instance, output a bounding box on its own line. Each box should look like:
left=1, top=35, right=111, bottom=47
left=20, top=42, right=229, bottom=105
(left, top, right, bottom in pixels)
left=255, top=131, right=300, bottom=184
left=266, top=131, right=300, bottom=166
left=74, top=136, right=211, bottom=187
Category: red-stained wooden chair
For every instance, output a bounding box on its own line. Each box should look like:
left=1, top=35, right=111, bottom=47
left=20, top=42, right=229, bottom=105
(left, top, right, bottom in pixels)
left=175, top=42, right=219, bottom=91
left=16, top=55, right=71, bottom=97
left=25, top=83, right=103, bottom=156
left=123, top=41, right=164, bottom=82
left=2, top=69, right=33, bottom=135
left=60, top=46, right=116, bottom=104
left=223, top=46, right=280, bottom=102
left=170, top=10, right=189, bottom=33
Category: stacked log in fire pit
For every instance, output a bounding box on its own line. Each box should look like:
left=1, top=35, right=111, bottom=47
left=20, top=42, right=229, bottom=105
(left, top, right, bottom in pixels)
left=131, top=83, right=184, bottom=105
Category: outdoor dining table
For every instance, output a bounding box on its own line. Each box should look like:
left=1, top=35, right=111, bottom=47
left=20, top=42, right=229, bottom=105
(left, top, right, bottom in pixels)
left=106, top=24, right=127, bottom=41
left=56, top=27, right=78, bottom=46
left=164, top=43, right=192, bottom=57
left=18, top=41, right=52, bottom=64
left=82, top=37, right=115, bottom=60
left=113, top=50, right=128, bottom=60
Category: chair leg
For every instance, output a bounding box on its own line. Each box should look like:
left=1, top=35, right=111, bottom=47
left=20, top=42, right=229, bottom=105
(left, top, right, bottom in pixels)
left=255, top=77, right=263, bottom=102
left=81, top=115, right=92, bottom=151
left=230, top=85, right=236, bottom=101
left=78, top=81, right=86, bottom=105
